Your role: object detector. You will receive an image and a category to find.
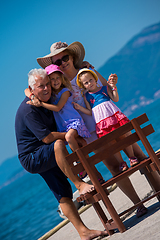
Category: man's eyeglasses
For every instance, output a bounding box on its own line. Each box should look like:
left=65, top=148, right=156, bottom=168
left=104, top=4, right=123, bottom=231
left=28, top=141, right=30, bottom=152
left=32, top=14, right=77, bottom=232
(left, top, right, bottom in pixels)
left=54, top=54, right=69, bottom=66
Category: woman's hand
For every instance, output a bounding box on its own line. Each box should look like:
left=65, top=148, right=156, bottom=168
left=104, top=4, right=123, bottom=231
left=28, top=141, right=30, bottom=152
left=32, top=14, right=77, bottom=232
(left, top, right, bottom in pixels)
left=81, top=61, right=94, bottom=69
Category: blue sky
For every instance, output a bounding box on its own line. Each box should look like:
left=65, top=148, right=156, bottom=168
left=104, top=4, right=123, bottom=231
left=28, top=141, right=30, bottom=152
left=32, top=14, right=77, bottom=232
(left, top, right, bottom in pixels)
left=0, top=0, right=160, bottom=165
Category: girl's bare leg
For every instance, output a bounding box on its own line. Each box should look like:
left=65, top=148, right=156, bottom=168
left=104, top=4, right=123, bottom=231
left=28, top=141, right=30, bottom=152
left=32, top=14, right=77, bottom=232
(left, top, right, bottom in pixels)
left=103, top=156, right=142, bottom=204
left=65, top=129, right=80, bottom=151
left=54, top=139, right=94, bottom=195
left=65, top=130, right=88, bottom=179
left=114, top=152, right=125, bottom=164
left=66, top=130, right=104, bottom=181
left=119, top=132, right=136, bottom=158
left=121, top=131, right=147, bottom=160
left=132, top=143, right=147, bottom=160
left=124, top=145, right=135, bottom=158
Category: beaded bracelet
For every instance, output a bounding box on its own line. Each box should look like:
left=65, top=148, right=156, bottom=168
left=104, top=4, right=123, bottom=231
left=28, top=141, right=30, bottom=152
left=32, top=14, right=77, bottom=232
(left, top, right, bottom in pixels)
left=112, top=87, right=117, bottom=91
left=29, top=93, right=35, bottom=100
left=29, top=93, right=33, bottom=99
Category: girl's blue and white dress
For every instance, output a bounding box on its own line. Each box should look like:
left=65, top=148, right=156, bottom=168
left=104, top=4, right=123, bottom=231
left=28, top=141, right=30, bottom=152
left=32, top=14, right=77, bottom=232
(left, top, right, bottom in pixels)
left=85, top=86, right=129, bottom=138
left=51, top=88, right=91, bottom=138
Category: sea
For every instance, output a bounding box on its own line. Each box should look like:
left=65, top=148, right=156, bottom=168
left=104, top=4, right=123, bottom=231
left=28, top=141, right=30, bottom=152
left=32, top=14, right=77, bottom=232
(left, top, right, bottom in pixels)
left=1, top=98, right=160, bottom=240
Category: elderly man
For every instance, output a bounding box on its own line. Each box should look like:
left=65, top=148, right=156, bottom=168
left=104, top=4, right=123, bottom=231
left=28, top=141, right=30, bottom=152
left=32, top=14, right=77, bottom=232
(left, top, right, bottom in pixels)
left=15, top=68, right=107, bottom=240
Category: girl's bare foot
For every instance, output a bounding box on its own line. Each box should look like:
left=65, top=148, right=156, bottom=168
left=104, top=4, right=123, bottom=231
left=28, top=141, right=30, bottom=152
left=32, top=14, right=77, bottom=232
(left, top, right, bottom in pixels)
left=78, top=182, right=94, bottom=195
left=81, top=229, right=108, bottom=240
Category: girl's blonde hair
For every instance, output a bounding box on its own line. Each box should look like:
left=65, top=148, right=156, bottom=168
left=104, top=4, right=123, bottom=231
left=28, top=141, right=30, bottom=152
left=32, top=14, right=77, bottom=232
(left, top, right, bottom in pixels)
left=61, top=74, right=73, bottom=91
left=76, top=68, right=98, bottom=89
left=51, top=71, right=73, bottom=93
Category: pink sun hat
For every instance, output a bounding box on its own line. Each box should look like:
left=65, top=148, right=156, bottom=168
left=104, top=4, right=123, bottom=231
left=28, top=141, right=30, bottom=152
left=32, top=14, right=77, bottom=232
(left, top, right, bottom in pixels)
left=45, top=64, right=64, bottom=75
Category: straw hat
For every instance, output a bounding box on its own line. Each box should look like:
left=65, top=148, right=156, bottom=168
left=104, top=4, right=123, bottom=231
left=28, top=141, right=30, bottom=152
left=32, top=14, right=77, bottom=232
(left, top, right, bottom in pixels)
left=77, top=68, right=98, bottom=88
left=37, top=41, right=85, bottom=69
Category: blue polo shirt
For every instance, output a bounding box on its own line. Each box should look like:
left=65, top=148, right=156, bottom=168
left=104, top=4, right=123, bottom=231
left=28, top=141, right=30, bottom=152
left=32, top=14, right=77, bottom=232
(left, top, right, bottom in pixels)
left=15, top=97, right=73, bottom=201
left=15, top=97, right=57, bottom=158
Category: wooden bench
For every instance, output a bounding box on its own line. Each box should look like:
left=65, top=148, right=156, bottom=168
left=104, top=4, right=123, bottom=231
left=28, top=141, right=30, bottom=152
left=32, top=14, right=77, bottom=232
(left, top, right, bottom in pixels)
left=65, top=113, right=160, bottom=235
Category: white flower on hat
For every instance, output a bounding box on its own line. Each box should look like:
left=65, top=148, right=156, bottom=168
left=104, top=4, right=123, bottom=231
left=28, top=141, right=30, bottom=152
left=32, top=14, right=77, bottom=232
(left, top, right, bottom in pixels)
left=54, top=42, right=68, bottom=49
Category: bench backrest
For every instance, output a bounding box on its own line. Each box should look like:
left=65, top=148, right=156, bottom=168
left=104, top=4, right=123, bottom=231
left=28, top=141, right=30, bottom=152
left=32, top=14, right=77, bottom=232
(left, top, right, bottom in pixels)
left=65, top=113, right=155, bottom=176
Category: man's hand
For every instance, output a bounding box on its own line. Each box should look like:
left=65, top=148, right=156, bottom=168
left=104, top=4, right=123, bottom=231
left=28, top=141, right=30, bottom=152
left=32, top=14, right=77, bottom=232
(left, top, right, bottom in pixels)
left=42, top=132, right=66, bottom=144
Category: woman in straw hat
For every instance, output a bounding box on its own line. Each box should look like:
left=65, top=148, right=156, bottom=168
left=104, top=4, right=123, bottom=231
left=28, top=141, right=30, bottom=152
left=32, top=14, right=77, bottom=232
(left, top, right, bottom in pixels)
left=27, top=41, right=149, bottom=217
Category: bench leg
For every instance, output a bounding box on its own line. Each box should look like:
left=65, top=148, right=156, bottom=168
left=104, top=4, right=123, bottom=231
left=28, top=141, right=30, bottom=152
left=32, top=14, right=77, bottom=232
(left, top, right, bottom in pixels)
left=140, top=167, right=160, bottom=202
left=92, top=202, right=115, bottom=235
left=101, top=196, right=126, bottom=233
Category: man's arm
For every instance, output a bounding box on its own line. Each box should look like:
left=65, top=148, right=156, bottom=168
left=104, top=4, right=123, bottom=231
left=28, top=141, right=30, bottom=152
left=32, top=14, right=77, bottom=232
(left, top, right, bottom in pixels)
left=25, top=107, right=66, bottom=144
left=42, top=132, right=66, bottom=144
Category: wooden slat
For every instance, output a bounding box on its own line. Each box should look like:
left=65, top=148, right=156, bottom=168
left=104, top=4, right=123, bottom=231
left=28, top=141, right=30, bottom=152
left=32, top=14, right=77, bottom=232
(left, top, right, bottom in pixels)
left=71, top=124, right=154, bottom=175
left=66, top=113, right=150, bottom=165
left=75, top=113, right=149, bottom=156
left=131, top=118, right=160, bottom=171
left=66, top=151, right=79, bottom=164
left=76, top=158, right=153, bottom=203
left=77, top=151, right=160, bottom=203
left=87, top=124, right=154, bottom=165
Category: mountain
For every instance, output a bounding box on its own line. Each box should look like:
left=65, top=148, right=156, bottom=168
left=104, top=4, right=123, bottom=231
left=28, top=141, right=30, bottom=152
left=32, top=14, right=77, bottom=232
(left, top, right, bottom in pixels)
left=98, top=22, right=160, bottom=115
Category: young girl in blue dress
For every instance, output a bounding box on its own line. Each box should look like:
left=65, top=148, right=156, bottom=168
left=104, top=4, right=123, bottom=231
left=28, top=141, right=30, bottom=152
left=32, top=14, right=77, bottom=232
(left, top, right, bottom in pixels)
left=43, top=65, right=91, bottom=153
left=74, top=68, right=139, bottom=172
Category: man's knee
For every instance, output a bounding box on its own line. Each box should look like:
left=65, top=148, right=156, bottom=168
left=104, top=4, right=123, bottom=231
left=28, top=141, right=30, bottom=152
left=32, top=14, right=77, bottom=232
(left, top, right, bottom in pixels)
left=59, top=196, right=72, bottom=204
left=54, top=139, right=68, bottom=156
